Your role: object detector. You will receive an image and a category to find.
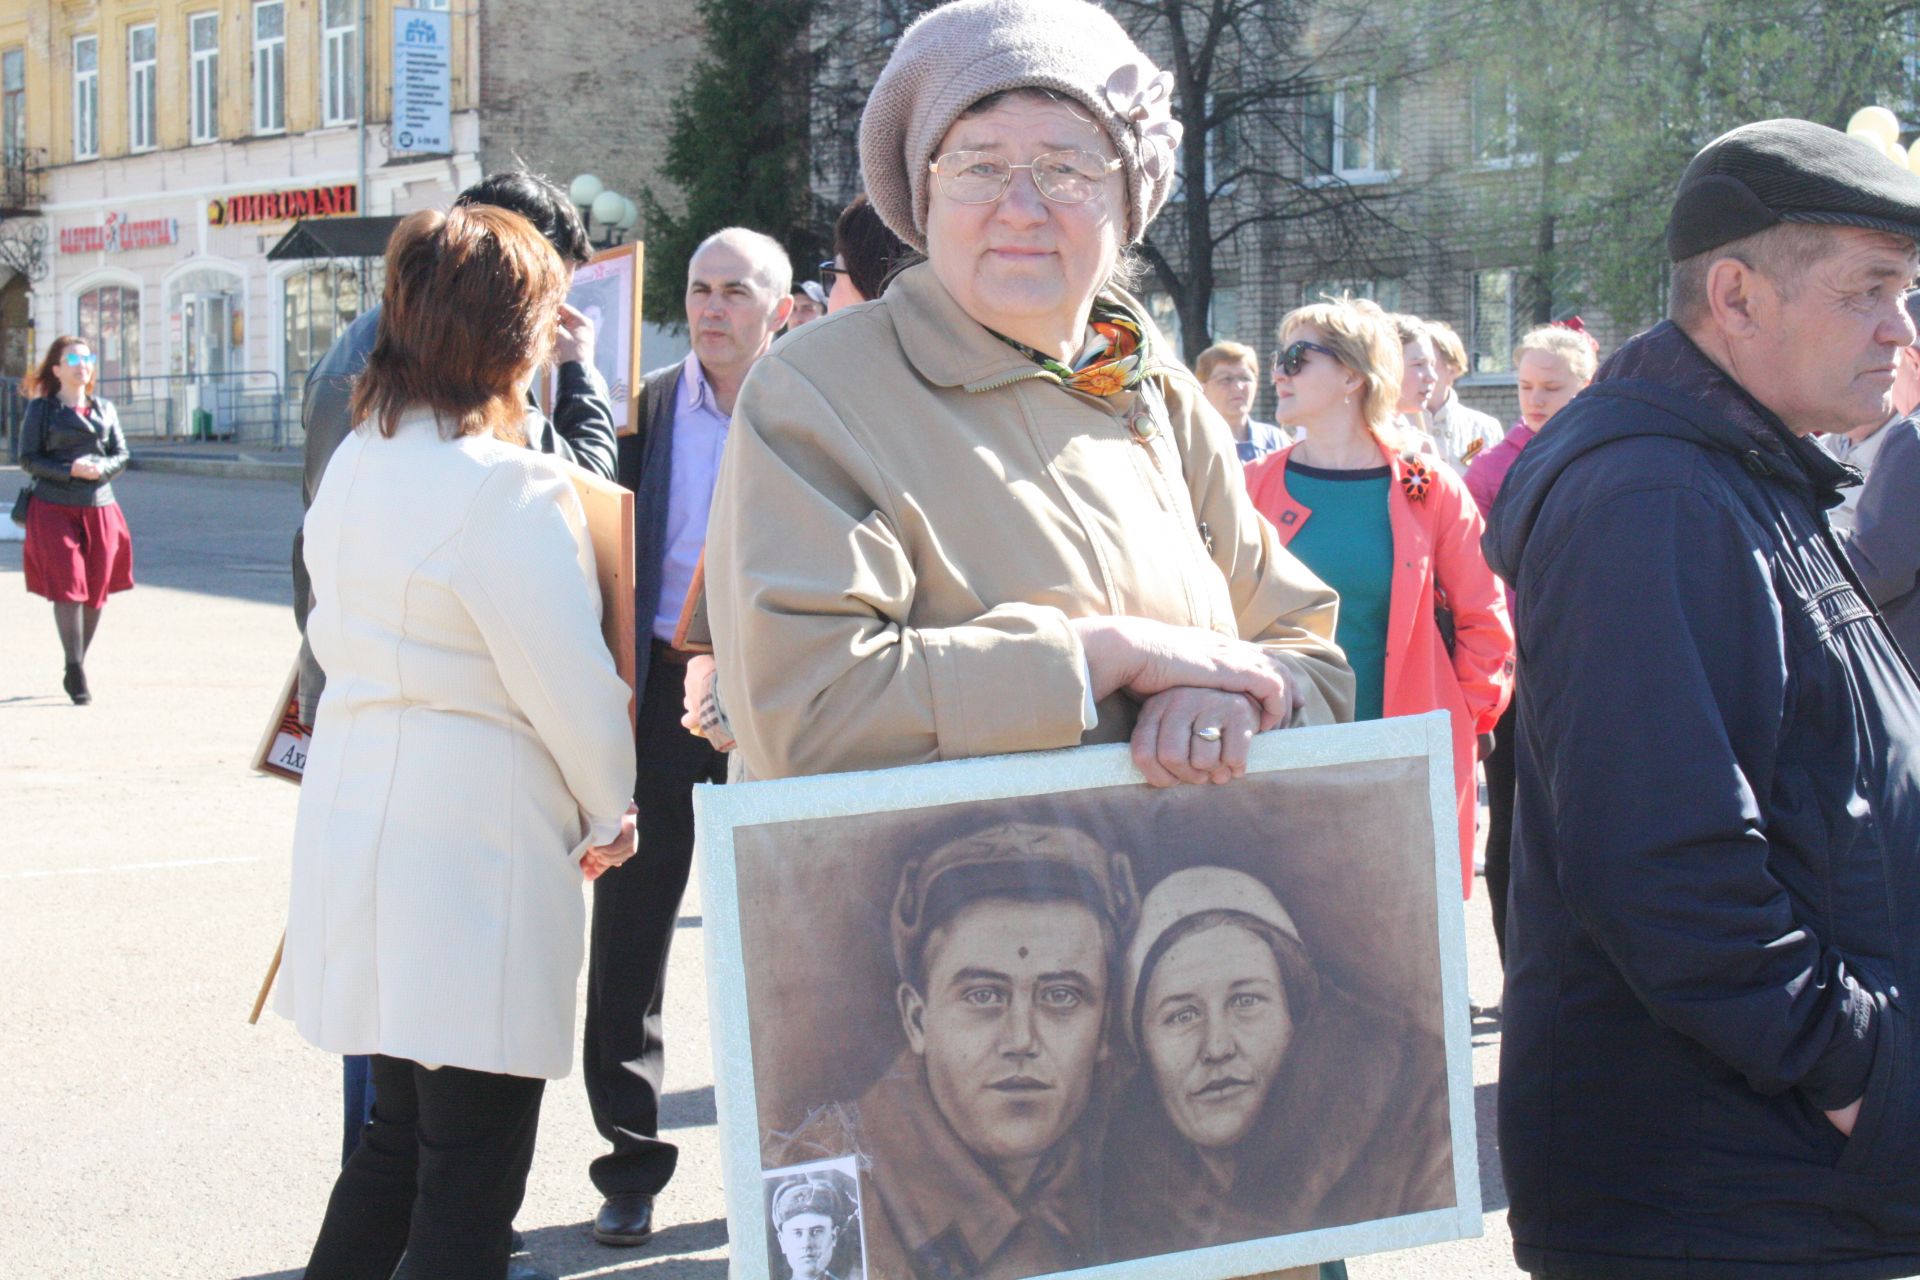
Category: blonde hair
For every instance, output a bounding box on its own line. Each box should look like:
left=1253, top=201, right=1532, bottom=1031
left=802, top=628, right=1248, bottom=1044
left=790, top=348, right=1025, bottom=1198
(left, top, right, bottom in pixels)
left=1195, top=340, right=1258, bottom=381
left=1280, top=296, right=1404, bottom=442
left=1425, top=320, right=1469, bottom=373
left=1513, top=324, right=1599, bottom=385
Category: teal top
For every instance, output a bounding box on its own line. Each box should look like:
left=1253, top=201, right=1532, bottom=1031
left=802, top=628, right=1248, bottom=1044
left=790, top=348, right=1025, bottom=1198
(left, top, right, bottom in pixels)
left=1284, top=461, right=1394, bottom=721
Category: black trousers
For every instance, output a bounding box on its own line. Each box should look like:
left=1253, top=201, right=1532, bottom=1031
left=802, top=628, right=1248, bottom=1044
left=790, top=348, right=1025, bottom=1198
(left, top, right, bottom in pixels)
left=1484, top=695, right=1519, bottom=967
left=584, top=656, right=726, bottom=1197
left=304, top=1055, right=545, bottom=1280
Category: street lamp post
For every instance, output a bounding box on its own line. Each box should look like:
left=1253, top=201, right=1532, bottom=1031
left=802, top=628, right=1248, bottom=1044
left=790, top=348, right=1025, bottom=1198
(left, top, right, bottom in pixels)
left=568, top=174, right=640, bottom=250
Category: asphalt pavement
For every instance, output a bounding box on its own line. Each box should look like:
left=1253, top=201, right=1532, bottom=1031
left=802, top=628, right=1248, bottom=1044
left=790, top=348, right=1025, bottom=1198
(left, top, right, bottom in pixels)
left=0, top=463, right=1523, bottom=1280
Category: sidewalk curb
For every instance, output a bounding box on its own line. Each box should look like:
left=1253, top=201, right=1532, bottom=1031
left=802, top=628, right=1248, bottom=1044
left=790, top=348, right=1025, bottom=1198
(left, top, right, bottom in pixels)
left=131, top=456, right=301, bottom=484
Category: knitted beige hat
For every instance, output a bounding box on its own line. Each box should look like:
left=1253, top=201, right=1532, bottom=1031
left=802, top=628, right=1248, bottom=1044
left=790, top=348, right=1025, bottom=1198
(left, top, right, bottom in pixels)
left=859, top=0, right=1184, bottom=251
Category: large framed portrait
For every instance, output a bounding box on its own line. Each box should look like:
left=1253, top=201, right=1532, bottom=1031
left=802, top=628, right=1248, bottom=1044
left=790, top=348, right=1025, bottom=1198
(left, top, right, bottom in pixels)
left=549, top=241, right=644, bottom=435
left=696, top=712, right=1481, bottom=1280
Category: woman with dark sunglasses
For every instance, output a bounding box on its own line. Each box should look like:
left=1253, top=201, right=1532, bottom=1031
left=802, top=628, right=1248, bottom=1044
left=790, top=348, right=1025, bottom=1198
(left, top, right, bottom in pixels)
left=15, top=335, right=134, bottom=704
left=1245, top=298, right=1514, bottom=898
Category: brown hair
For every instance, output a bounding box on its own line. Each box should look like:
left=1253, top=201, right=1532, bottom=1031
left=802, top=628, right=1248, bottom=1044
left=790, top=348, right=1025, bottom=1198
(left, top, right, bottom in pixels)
left=1425, top=320, right=1469, bottom=373
left=30, top=335, right=93, bottom=399
left=1194, top=340, right=1259, bottom=382
left=834, top=193, right=913, bottom=301
left=349, top=206, right=569, bottom=441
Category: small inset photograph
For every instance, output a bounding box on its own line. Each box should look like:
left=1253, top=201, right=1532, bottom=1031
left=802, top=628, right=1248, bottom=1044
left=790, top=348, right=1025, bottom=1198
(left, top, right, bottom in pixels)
left=761, top=1157, right=865, bottom=1280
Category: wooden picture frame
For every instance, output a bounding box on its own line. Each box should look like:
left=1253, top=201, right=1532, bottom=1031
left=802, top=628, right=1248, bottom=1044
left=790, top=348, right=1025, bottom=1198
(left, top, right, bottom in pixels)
left=250, top=664, right=312, bottom=785
left=548, top=240, right=645, bottom=436
left=555, top=456, right=639, bottom=732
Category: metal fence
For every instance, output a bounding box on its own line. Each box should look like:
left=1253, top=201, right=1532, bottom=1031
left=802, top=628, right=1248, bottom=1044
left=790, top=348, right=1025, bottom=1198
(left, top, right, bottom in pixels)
left=95, top=371, right=293, bottom=449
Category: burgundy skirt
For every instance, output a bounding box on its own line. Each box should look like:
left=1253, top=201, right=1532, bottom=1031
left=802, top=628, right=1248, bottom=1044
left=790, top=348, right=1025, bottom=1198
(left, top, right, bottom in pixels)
left=23, top=498, right=135, bottom=608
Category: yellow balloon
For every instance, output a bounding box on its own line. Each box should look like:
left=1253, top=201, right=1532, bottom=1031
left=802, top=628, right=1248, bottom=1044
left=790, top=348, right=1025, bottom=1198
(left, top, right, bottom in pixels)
left=1848, top=105, right=1901, bottom=147
left=1906, top=142, right=1920, bottom=175
left=1891, top=141, right=1910, bottom=168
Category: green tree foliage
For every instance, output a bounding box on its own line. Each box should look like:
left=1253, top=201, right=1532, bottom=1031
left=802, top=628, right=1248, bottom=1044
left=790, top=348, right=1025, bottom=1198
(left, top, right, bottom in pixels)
left=640, top=0, right=824, bottom=327
left=1468, top=0, right=1919, bottom=330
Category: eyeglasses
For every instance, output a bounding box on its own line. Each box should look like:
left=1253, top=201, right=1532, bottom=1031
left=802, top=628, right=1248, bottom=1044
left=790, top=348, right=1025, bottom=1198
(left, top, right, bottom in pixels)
left=929, top=150, right=1123, bottom=206
left=817, top=259, right=842, bottom=290
left=1273, top=340, right=1341, bottom=378
left=62, top=352, right=97, bottom=367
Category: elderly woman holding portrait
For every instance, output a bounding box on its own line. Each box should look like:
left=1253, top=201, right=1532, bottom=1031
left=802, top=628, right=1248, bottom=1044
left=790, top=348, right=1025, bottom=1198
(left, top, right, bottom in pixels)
left=705, top=0, right=1351, bottom=796
left=1102, top=868, right=1454, bottom=1264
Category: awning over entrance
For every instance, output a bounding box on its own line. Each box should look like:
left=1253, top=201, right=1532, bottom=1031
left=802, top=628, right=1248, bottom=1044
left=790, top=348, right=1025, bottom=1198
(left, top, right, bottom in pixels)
left=265, top=215, right=406, bottom=261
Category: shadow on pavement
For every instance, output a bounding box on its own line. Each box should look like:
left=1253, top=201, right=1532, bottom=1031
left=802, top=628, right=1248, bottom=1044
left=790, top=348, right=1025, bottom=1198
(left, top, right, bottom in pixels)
left=1475, top=1079, right=1508, bottom=1213
left=531, top=1215, right=729, bottom=1278
left=228, top=1218, right=730, bottom=1280
left=661, top=1085, right=716, bottom=1130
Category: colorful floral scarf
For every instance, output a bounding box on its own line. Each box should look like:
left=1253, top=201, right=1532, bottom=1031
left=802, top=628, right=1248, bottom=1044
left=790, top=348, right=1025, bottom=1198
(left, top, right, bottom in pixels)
left=994, top=303, right=1150, bottom=398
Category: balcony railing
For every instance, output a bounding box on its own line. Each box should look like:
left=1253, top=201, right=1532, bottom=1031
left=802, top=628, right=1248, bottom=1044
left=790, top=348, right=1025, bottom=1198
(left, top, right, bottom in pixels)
left=0, top=146, right=45, bottom=218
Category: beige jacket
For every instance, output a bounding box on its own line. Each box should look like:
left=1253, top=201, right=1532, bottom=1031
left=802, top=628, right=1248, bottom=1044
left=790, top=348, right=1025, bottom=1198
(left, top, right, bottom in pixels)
left=707, top=263, right=1353, bottom=781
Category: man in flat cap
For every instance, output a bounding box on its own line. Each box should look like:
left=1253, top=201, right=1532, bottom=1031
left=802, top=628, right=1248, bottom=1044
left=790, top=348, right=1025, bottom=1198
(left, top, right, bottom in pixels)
left=1486, top=118, right=1920, bottom=1278
left=770, top=822, right=1136, bottom=1280
left=769, top=1173, right=856, bottom=1280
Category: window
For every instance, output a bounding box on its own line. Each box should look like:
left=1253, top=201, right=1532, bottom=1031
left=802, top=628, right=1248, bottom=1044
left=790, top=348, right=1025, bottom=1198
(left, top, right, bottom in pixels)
left=73, top=36, right=99, bottom=160
left=1470, top=73, right=1535, bottom=166
left=76, top=285, right=141, bottom=386
left=3, top=48, right=25, bottom=161
left=1470, top=269, right=1520, bottom=375
left=1305, top=83, right=1398, bottom=181
left=1300, top=278, right=1404, bottom=312
left=190, top=13, right=220, bottom=144
left=253, top=2, right=284, bottom=135
left=128, top=24, right=157, bottom=152
left=282, top=265, right=365, bottom=385
left=322, top=0, right=359, bottom=127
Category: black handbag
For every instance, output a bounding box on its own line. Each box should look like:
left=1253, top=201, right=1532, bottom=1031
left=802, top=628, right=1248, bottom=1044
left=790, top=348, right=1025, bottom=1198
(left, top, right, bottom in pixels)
left=8, top=483, right=28, bottom=527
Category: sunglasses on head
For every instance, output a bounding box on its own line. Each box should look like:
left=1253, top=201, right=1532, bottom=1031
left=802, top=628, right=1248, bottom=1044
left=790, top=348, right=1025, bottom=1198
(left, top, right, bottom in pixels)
left=1273, top=340, right=1340, bottom=378
left=63, top=351, right=96, bottom=366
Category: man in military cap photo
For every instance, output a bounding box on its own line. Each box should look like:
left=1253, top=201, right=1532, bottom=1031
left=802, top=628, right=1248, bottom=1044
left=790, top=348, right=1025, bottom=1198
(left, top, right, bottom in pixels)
left=772, top=822, right=1137, bottom=1280
left=1487, top=118, right=1920, bottom=1278
left=767, top=1171, right=859, bottom=1280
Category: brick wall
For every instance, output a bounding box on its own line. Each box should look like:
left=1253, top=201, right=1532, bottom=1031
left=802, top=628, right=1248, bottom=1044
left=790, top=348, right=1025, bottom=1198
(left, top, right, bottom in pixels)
left=476, top=0, right=702, bottom=230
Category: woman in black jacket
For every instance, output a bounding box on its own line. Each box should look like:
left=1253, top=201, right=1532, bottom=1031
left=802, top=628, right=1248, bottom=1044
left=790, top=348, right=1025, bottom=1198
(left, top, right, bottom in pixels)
left=18, top=334, right=134, bottom=703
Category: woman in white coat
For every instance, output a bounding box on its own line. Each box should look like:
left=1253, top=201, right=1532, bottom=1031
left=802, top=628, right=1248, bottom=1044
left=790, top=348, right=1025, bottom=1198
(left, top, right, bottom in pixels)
left=279, top=204, right=638, bottom=1279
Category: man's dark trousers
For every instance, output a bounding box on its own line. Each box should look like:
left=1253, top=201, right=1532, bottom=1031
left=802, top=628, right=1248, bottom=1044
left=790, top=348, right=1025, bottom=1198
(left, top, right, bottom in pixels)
left=583, top=648, right=726, bottom=1196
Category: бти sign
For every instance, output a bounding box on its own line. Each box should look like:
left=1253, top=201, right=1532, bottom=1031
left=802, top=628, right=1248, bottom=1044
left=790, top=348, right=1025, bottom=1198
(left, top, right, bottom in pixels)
left=59, top=212, right=180, bottom=254
left=208, top=183, right=359, bottom=226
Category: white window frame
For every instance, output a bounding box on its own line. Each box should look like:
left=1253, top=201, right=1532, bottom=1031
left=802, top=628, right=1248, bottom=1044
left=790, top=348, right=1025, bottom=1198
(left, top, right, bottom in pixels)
left=1307, top=83, right=1398, bottom=185
left=1465, top=267, right=1522, bottom=381
left=321, top=0, right=359, bottom=128
left=128, top=24, right=157, bottom=153
left=73, top=36, right=99, bottom=160
left=189, top=13, right=220, bottom=145
left=253, top=1, right=285, bottom=136
left=1470, top=73, right=1538, bottom=170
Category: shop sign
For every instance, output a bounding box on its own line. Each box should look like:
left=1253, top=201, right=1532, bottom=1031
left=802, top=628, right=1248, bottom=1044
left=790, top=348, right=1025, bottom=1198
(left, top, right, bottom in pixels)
left=208, top=184, right=359, bottom=227
left=59, top=212, right=180, bottom=255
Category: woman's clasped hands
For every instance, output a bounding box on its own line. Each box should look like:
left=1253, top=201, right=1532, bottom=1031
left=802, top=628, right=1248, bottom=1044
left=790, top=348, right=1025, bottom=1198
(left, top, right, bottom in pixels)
left=1071, top=616, right=1301, bottom=789
left=579, top=803, right=640, bottom=882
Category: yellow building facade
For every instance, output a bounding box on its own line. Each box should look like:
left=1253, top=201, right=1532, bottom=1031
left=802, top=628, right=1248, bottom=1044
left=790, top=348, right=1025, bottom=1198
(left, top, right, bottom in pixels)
left=0, top=0, right=482, bottom=421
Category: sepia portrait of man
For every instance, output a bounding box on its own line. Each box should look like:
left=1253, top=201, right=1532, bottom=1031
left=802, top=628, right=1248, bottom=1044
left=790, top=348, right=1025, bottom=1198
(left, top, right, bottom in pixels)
left=770, top=822, right=1139, bottom=1280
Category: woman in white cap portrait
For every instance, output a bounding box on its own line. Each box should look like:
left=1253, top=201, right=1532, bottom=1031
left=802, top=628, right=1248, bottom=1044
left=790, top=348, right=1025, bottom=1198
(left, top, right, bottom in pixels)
left=703, top=0, right=1353, bottom=790
left=1102, top=867, right=1454, bottom=1269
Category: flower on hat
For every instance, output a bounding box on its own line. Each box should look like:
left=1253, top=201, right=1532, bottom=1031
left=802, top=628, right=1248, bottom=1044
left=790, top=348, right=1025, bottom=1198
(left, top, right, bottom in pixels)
left=1104, top=60, right=1184, bottom=183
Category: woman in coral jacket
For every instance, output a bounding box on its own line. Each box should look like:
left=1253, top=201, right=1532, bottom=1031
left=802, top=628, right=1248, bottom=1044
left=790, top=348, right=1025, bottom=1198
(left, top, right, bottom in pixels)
left=1246, top=297, right=1514, bottom=895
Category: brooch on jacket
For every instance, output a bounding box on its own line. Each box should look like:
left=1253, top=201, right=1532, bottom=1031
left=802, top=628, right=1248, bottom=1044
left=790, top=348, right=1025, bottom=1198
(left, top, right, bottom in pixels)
left=1399, top=452, right=1434, bottom=502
